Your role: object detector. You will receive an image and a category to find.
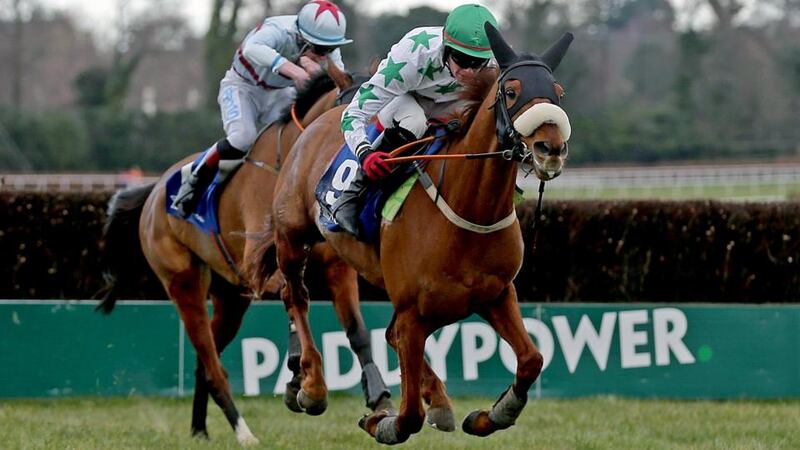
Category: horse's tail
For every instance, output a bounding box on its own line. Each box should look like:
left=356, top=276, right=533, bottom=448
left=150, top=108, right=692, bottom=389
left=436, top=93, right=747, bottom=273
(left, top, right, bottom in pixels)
left=243, top=216, right=279, bottom=299
left=96, top=182, right=156, bottom=314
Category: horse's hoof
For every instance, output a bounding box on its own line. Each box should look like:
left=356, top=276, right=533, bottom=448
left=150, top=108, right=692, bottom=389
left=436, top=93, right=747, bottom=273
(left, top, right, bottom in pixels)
left=283, top=381, right=303, bottom=413
left=462, top=410, right=497, bottom=437
left=373, top=395, right=398, bottom=416
left=297, top=388, right=328, bottom=416
left=426, top=406, right=456, bottom=432
left=358, top=410, right=392, bottom=437
left=374, top=415, right=408, bottom=445
left=235, top=418, right=260, bottom=447
left=237, top=433, right=260, bottom=447
left=190, top=428, right=209, bottom=440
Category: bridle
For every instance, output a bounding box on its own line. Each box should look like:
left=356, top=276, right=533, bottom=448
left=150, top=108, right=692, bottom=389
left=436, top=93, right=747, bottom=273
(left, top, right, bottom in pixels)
left=492, top=59, right=565, bottom=179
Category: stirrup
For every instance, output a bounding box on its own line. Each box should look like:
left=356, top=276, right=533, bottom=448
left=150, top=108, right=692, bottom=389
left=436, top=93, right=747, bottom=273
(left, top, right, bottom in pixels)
left=171, top=175, right=200, bottom=217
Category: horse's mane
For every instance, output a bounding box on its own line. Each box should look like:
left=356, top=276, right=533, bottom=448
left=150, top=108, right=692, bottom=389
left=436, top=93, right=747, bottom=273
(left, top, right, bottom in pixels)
left=277, top=73, right=336, bottom=124
left=447, top=67, right=499, bottom=135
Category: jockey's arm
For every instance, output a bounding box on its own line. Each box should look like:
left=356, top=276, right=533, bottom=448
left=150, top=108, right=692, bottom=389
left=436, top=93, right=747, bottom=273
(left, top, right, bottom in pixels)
left=242, top=25, right=309, bottom=88
left=341, top=34, right=424, bottom=163
left=328, top=48, right=346, bottom=72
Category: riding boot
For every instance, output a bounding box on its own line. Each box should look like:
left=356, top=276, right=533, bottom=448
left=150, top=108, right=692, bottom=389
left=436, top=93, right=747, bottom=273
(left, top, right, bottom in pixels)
left=331, top=169, right=368, bottom=236
left=171, top=139, right=242, bottom=218
left=331, top=126, right=419, bottom=237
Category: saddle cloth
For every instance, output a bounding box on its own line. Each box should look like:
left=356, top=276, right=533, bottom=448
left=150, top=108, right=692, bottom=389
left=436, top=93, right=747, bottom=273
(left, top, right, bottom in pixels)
left=315, top=125, right=449, bottom=242
left=165, top=148, right=244, bottom=234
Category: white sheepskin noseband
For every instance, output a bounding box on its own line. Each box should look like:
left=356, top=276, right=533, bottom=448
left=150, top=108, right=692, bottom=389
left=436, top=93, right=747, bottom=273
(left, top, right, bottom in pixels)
left=513, top=103, right=571, bottom=141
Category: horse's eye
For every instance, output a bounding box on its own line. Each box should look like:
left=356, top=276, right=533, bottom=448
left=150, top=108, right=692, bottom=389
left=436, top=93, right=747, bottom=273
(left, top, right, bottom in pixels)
left=505, top=88, right=517, bottom=99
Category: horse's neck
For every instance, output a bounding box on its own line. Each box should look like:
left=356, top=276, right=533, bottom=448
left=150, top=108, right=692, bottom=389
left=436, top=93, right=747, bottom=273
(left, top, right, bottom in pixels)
left=249, top=90, right=338, bottom=163
left=438, top=87, right=517, bottom=223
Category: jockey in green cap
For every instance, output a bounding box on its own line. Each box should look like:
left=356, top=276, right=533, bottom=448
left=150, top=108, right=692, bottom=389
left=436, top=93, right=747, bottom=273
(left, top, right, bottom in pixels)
left=332, top=4, right=498, bottom=236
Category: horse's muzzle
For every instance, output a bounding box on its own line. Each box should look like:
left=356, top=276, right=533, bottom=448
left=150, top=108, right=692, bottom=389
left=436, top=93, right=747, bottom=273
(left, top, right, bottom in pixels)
left=520, top=141, right=564, bottom=181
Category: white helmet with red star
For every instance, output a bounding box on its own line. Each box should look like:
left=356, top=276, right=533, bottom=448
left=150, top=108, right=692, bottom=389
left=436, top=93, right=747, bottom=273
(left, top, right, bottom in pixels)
left=297, top=0, right=352, bottom=46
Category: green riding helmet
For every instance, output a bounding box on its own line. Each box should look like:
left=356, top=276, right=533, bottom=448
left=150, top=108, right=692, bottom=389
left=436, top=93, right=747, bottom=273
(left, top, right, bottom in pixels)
left=443, top=4, right=498, bottom=59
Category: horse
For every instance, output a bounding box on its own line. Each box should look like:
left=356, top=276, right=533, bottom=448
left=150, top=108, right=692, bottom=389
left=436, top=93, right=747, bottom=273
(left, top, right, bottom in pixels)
left=99, top=62, right=392, bottom=446
left=266, top=24, right=573, bottom=444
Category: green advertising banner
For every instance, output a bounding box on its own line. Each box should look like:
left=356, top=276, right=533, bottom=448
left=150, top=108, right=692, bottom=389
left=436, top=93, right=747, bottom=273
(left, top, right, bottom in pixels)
left=1, top=300, right=798, bottom=399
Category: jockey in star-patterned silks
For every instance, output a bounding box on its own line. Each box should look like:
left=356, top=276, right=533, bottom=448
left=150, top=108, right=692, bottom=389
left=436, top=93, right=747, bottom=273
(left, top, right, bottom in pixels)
left=332, top=4, right=498, bottom=236
left=171, top=0, right=352, bottom=218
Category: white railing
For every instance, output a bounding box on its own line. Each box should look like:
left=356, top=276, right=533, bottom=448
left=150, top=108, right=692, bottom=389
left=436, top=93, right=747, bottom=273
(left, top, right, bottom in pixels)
left=517, top=161, right=800, bottom=201
left=3, top=162, right=800, bottom=199
left=0, top=173, right=159, bottom=193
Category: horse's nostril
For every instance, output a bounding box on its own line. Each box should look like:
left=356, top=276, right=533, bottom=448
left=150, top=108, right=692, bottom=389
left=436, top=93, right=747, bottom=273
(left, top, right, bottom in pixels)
left=533, top=141, right=549, bottom=155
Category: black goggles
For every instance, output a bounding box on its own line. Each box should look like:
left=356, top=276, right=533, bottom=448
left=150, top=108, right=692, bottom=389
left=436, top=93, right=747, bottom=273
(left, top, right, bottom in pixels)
left=309, top=43, right=337, bottom=55
left=449, top=50, right=489, bottom=70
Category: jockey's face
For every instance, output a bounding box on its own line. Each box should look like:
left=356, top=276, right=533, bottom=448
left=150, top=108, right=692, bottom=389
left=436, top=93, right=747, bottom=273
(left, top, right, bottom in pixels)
left=447, top=50, right=489, bottom=84
left=309, top=43, right=336, bottom=57
left=299, top=37, right=336, bottom=59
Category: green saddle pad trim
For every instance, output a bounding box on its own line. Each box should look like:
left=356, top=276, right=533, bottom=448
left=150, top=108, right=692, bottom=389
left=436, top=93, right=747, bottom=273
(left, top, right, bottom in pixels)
left=382, top=174, right=419, bottom=221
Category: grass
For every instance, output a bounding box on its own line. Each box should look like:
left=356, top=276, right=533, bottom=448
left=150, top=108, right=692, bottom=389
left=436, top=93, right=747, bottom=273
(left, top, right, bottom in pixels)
left=1, top=394, right=798, bottom=449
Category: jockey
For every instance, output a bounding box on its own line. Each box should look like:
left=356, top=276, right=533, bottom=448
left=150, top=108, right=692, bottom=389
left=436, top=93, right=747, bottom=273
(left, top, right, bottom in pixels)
left=332, top=4, right=497, bottom=236
left=171, top=0, right=352, bottom=218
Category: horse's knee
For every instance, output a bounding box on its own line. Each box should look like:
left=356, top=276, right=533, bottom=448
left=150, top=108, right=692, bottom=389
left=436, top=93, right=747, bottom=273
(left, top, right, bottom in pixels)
left=518, top=348, right=544, bottom=381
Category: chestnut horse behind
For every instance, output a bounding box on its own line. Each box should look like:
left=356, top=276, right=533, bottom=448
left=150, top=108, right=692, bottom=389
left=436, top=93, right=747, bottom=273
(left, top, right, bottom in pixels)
left=99, top=65, right=391, bottom=446
left=267, top=25, right=573, bottom=444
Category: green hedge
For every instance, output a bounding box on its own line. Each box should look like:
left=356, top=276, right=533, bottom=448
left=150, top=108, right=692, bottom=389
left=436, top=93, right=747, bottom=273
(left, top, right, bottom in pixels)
left=1, top=191, right=798, bottom=302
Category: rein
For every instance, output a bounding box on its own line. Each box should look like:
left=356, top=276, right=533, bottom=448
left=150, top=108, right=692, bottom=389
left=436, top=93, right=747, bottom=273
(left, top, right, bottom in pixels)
left=246, top=103, right=307, bottom=172
left=386, top=148, right=519, bottom=164
left=380, top=61, right=559, bottom=237
left=291, top=104, right=305, bottom=131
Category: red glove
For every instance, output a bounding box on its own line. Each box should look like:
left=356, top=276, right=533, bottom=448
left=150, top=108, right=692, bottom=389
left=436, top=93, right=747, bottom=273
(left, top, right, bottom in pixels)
left=362, top=151, right=393, bottom=180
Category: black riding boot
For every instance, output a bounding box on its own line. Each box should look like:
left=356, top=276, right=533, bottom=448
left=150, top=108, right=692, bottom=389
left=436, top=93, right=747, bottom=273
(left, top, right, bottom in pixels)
left=332, top=126, right=418, bottom=237
left=331, top=170, right=368, bottom=236
left=171, top=138, right=243, bottom=218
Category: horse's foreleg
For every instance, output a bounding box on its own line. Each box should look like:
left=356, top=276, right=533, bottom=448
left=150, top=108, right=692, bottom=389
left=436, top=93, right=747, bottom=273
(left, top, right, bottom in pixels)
left=322, top=250, right=392, bottom=413
left=190, top=356, right=210, bottom=439
left=419, top=348, right=455, bottom=431
left=383, top=313, right=453, bottom=431
left=462, top=285, right=542, bottom=437
left=276, top=232, right=327, bottom=416
left=282, top=319, right=304, bottom=412
left=171, top=270, right=258, bottom=446
left=360, top=310, right=426, bottom=445
left=192, top=278, right=251, bottom=438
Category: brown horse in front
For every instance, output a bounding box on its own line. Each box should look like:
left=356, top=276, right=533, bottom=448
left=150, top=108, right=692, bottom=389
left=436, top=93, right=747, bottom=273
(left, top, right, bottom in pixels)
left=268, top=25, right=573, bottom=444
left=99, top=64, right=392, bottom=445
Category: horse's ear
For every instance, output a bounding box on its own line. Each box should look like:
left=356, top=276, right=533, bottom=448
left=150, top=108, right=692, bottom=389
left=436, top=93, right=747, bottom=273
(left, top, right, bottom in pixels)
left=541, top=32, right=574, bottom=72
left=484, top=22, right=516, bottom=70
